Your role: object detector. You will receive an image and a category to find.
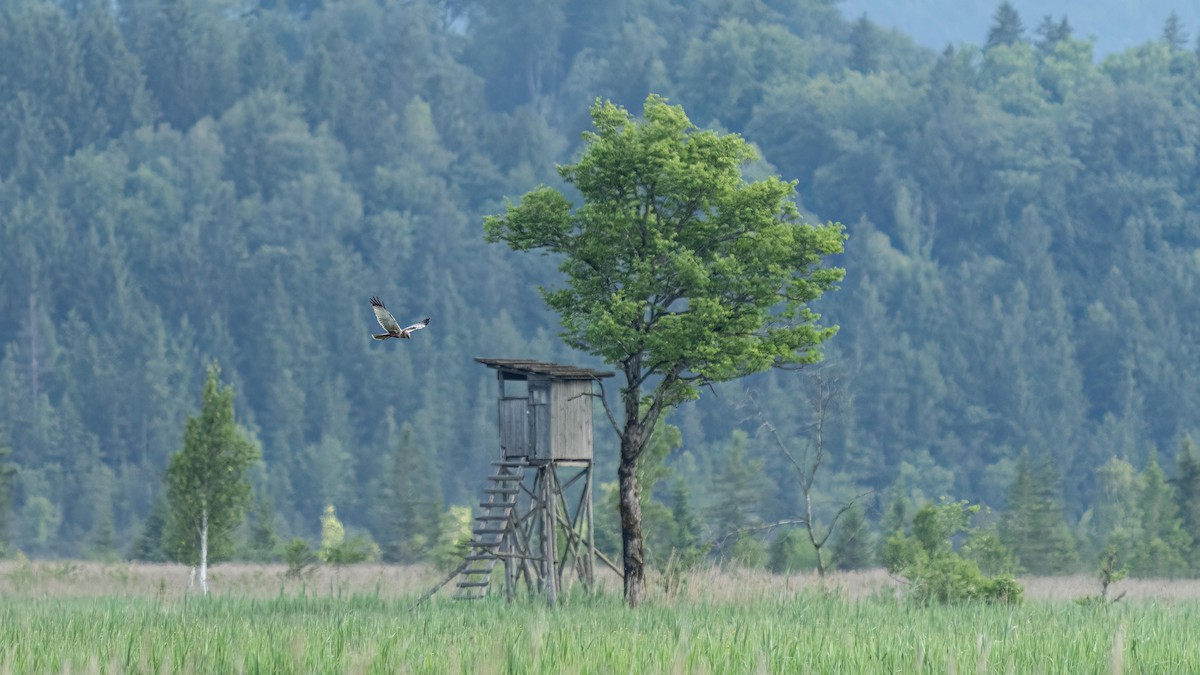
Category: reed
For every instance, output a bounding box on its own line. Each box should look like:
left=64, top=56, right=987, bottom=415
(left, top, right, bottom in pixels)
left=2, top=562, right=1198, bottom=673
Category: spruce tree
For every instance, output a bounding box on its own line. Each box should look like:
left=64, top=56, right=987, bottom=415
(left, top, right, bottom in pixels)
left=130, top=496, right=169, bottom=563
left=829, top=501, right=873, bottom=570
left=1034, top=15, right=1072, bottom=55
left=667, top=478, right=707, bottom=568
left=1001, top=449, right=1076, bottom=574
left=848, top=14, right=879, bottom=74
left=1131, top=452, right=1191, bottom=577
left=1172, top=437, right=1200, bottom=565
left=1163, top=12, right=1189, bottom=51
left=709, top=430, right=764, bottom=562
left=0, top=436, right=14, bottom=555
left=986, top=2, right=1025, bottom=50
left=379, top=422, right=439, bottom=564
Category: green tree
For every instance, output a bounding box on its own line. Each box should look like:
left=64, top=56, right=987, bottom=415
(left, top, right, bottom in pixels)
left=0, top=435, right=14, bottom=555
left=1131, top=452, right=1191, bottom=577
left=848, top=13, right=880, bottom=74
left=884, top=500, right=1022, bottom=605
left=1163, top=12, right=1189, bottom=51
left=378, top=422, right=440, bottom=564
left=665, top=478, right=708, bottom=569
left=319, top=503, right=380, bottom=565
left=829, top=501, right=873, bottom=570
left=709, top=430, right=765, bottom=565
left=1034, top=15, right=1072, bottom=56
left=242, top=490, right=280, bottom=562
left=129, top=496, right=169, bottom=562
left=485, top=95, right=845, bottom=605
left=164, top=363, right=259, bottom=594
left=1081, top=456, right=1144, bottom=564
left=878, top=487, right=911, bottom=563
left=986, top=2, right=1025, bottom=50
left=1000, top=449, right=1077, bottom=574
left=1172, top=437, right=1200, bottom=565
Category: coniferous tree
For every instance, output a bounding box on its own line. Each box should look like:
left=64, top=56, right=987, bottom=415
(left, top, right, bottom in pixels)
left=666, top=478, right=707, bottom=568
left=0, top=436, right=14, bottom=555
left=130, top=496, right=170, bottom=562
left=986, top=2, right=1025, bottom=50
left=829, top=501, right=873, bottom=570
left=848, top=13, right=879, bottom=74
left=378, top=422, right=439, bottom=564
left=1163, top=12, right=1189, bottom=51
left=1001, top=449, right=1077, bottom=574
left=710, top=430, right=765, bottom=564
left=1131, top=452, right=1191, bottom=577
left=878, top=487, right=911, bottom=563
left=1034, top=15, right=1072, bottom=55
left=1172, top=437, right=1200, bottom=565
left=243, top=491, right=280, bottom=562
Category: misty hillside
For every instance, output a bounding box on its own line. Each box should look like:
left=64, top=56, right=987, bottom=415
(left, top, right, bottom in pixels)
left=841, top=0, right=1200, bottom=56
left=1, top=0, right=1199, bottom=574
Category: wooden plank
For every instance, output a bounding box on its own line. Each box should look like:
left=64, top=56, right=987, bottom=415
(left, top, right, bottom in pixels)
left=529, top=380, right=551, bottom=461
left=551, top=380, right=593, bottom=461
left=499, top=398, right=528, bottom=459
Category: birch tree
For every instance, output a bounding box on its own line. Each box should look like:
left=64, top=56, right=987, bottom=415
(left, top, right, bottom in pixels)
left=165, top=363, right=258, bottom=594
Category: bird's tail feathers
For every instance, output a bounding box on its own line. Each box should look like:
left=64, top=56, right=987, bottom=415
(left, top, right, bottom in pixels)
left=371, top=333, right=390, bottom=340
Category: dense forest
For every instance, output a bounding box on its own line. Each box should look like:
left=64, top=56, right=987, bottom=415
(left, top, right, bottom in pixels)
left=2, top=0, right=1199, bottom=577
left=843, top=0, right=1200, bottom=56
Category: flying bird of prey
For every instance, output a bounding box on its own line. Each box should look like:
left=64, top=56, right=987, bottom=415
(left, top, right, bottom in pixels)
left=370, top=296, right=430, bottom=341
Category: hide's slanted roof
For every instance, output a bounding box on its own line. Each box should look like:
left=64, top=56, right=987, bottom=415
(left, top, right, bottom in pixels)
left=474, top=358, right=615, bottom=380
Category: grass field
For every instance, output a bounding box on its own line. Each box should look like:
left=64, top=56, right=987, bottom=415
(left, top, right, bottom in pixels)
left=2, top=561, right=1199, bottom=674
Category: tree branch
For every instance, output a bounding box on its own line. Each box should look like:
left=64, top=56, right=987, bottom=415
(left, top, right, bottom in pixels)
left=573, top=377, right=620, bottom=438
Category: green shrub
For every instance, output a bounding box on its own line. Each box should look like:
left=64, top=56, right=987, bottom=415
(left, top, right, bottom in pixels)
left=283, top=538, right=319, bottom=579
left=884, top=500, right=1022, bottom=606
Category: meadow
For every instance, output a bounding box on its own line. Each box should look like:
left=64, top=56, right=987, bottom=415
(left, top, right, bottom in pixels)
left=2, top=561, right=1199, bottom=674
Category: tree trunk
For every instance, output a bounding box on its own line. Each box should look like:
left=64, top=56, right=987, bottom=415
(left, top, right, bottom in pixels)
left=619, top=358, right=647, bottom=607
left=618, top=455, right=645, bottom=606
left=199, top=504, right=209, bottom=595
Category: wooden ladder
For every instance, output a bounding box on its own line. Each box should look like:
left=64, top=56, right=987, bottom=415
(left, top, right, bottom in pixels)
left=454, top=459, right=527, bottom=600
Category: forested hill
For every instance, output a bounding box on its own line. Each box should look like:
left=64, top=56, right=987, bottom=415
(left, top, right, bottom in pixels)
left=842, top=0, right=1200, bottom=56
left=1, top=0, right=1199, bottom=571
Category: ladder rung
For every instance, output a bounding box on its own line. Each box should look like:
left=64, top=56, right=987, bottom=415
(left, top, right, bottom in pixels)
left=464, top=553, right=499, bottom=561
left=492, top=460, right=527, bottom=467
left=480, top=503, right=515, bottom=511
left=483, top=487, right=520, bottom=494
left=474, top=514, right=509, bottom=520
left=470, top=540, right=501, bottom=548
left=487, top=474, right=522, bottom=482
left=473, top=527, right=508, bottom=535
left=462, top=567, right=493, bottom=575
left=457, top=581, right=490, bottom=588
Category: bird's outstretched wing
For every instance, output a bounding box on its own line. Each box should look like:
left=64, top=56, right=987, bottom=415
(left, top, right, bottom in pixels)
left=402, top=317, right=431, bottom=333
left=370, top=296, right=402, bottom=334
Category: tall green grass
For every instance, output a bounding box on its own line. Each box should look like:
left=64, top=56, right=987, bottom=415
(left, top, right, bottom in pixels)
left=0, top=590, right=1196, bottom=674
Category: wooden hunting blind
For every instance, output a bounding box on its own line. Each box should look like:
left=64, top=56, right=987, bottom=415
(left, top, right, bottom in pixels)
left=484, top=358, right=606, bottom=463
left=419, top=358, right=617, bottom=607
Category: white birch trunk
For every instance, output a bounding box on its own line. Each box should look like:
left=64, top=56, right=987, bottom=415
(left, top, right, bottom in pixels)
left=199, top=502, right=209, bottom=595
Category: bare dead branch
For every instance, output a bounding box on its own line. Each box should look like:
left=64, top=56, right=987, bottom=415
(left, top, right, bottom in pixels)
left=713, top=518, right=812, bottom=553
left=586, top=376, right=622, bottom=437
